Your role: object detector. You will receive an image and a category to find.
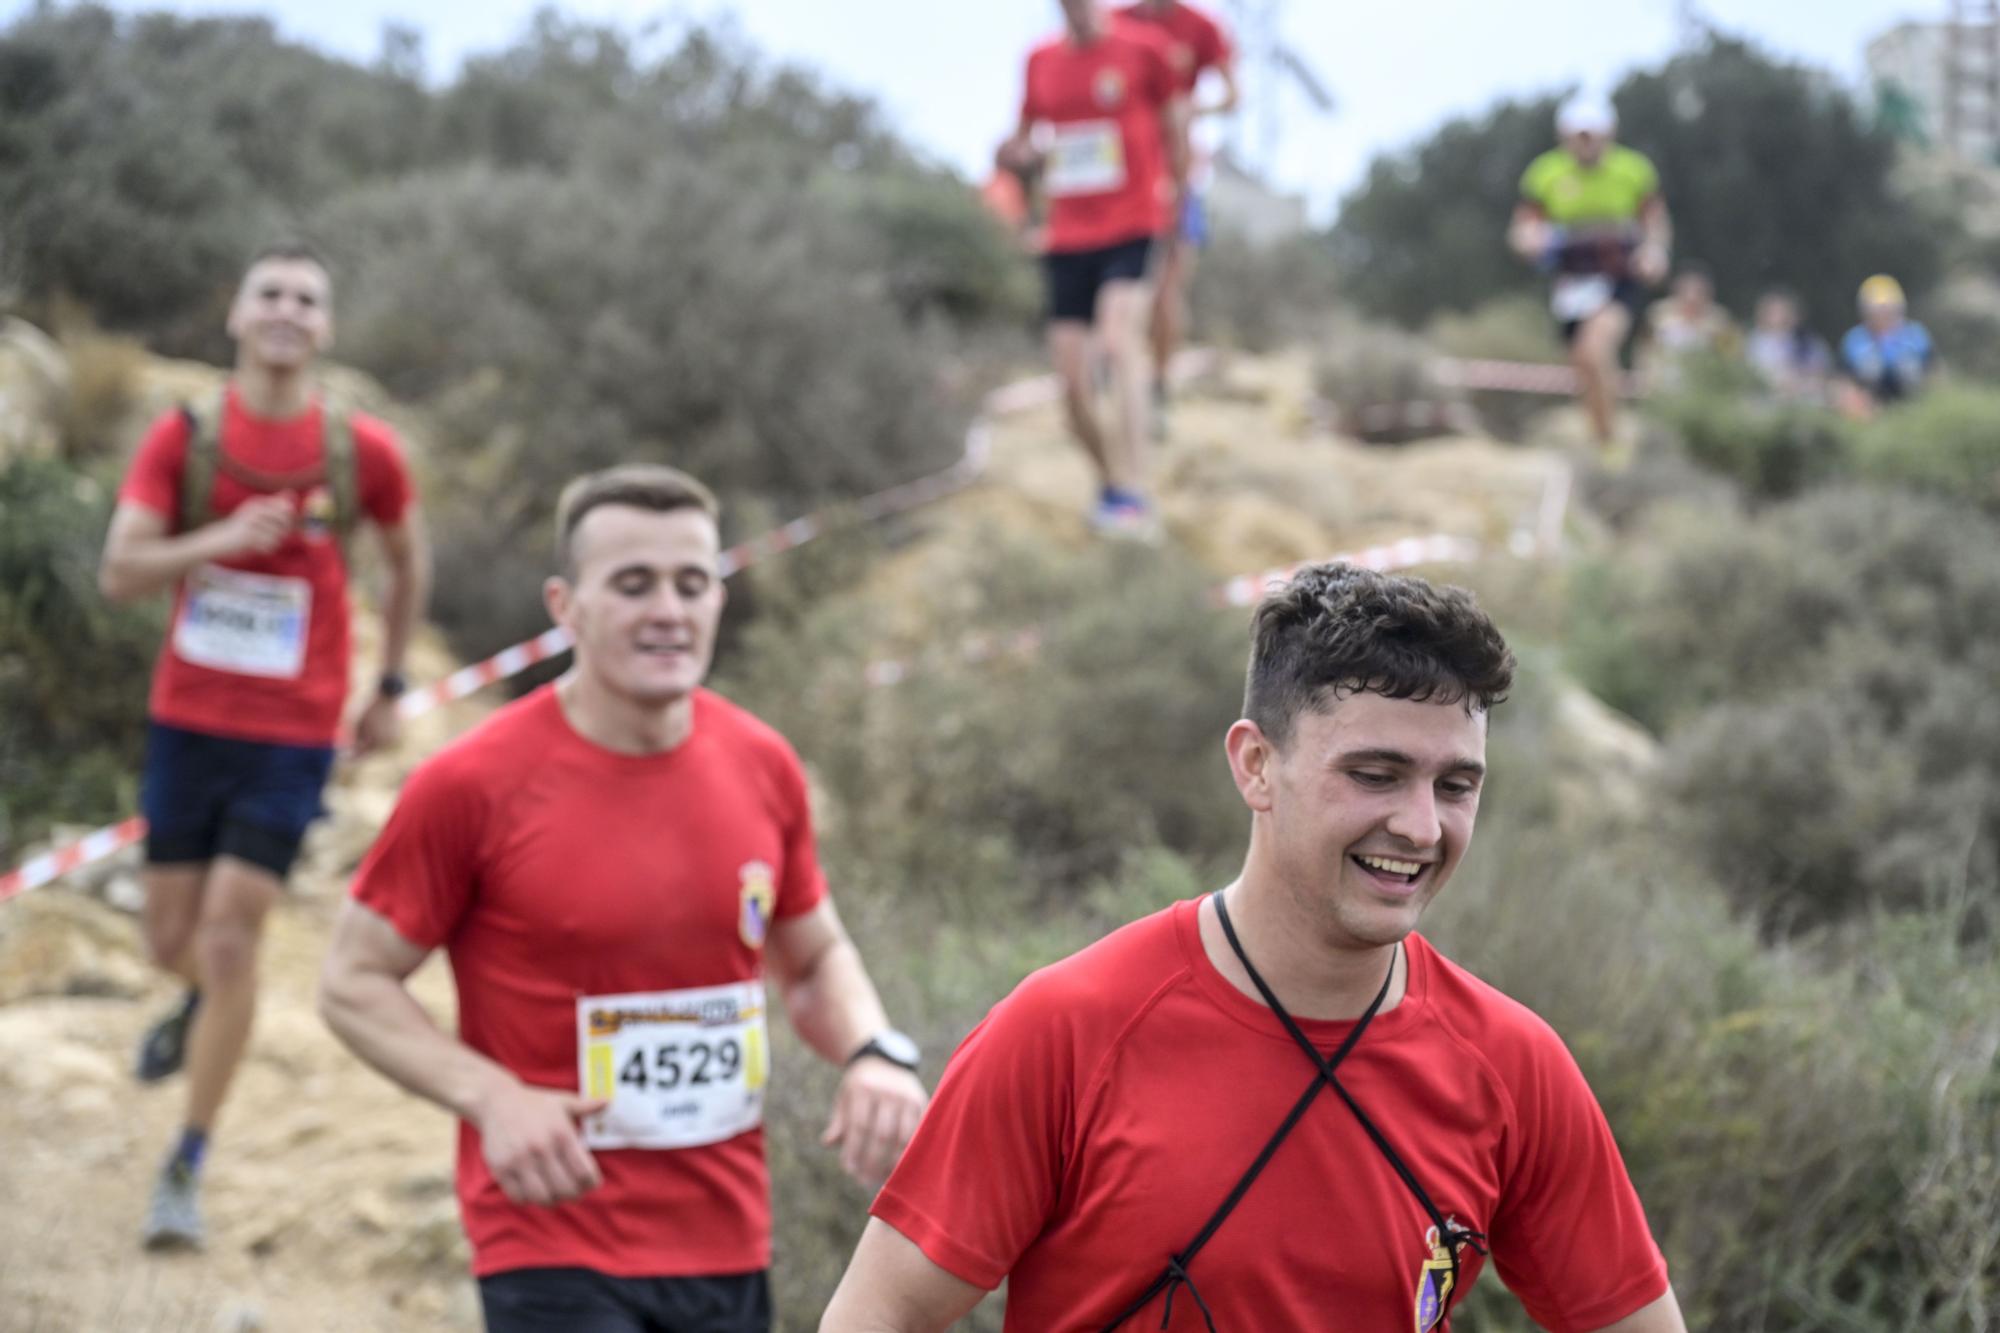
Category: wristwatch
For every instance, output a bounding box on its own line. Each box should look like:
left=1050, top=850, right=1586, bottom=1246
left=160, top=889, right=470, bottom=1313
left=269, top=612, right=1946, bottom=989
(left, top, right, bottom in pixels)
left=847, top=1029, right=921, bottom=1073
left=377, top=671, right=409, bottom=699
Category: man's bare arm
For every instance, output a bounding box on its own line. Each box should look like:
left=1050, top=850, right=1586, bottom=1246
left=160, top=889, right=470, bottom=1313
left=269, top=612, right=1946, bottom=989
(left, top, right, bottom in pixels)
left=317, top=899, right=606, bottom=1205
left=819, top=1218, right=988, bottom=1333
left=1588, top=1288, right=1687, bottom=1333
left=374, top=505, right=431, bottom=683
left=768, top=900, right=927, bottom=1188
left=98, top=498, right=292, bottom=602
left=1195, top=58, right=1240, bottom=118
left=351, top=506, right=433, bottom=756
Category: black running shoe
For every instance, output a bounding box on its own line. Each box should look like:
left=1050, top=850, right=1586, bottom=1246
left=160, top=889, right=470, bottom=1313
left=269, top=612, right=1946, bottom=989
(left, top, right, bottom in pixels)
left=136, top=990, right=200, bottom=1083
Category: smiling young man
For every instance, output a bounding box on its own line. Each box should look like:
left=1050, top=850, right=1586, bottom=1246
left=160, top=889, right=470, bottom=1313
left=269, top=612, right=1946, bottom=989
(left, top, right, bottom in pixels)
left=821, top=565, right=1685, bottom=1333
left=319, top=465, right=926, bottom=1332
left=99, top=240, right=428, bottom=1251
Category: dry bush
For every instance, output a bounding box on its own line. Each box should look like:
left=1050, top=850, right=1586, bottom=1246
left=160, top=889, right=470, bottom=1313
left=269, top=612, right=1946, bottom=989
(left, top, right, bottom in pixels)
left=56, top=332, right=149, bottom=461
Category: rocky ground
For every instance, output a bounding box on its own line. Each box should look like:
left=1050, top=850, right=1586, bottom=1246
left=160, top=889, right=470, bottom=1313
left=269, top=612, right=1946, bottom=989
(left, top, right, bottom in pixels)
left=0, top=348, right=1652, bottom=1331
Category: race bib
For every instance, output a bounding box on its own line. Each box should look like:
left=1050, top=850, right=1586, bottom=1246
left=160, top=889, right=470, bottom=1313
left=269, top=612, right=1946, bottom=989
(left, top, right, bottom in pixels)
left=1046, top=120, right=1127, bottom=197
left=172, top=565, right=311, bottom=679
left=577, top=981, right=769, bottom=1151
left=1551, top=274, right=1615, bottom=323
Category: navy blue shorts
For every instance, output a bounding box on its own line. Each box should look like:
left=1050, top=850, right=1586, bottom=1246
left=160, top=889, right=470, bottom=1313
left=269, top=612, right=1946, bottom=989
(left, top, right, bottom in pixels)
left=140, top=721, right=335, bottom=880
left=479, top=1267, right=771, bottom=1333
left=1043, top=236, right=1155, bottom=324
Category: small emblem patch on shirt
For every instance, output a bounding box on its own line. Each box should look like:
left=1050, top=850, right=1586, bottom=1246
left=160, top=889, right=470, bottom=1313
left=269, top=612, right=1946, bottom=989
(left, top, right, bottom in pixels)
left=738, top=861, right=776, bottom=949
left=1414, top=1224, right=1457, bottom=1332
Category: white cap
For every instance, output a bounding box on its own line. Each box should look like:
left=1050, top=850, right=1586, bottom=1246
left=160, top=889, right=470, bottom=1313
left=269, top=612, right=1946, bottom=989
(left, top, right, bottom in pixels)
left=1557, top=95, right=1617, bottom=137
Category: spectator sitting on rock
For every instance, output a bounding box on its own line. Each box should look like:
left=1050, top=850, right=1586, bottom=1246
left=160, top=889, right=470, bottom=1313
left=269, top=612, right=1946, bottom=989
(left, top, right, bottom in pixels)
left=1745, top=289, right=1832, bottom=403
left=1641, top=263, right=1738, bottom=389
left=1837, top=274, right=1935, bottom=419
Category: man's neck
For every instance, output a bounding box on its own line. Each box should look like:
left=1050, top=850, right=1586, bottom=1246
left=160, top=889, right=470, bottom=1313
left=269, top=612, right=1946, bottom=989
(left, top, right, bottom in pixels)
left=556, top=671, right=696, bottom=756
left=233, top=362, right=315, bottom=419
left=1200, top=877, right=1406, bottom=1022
left=1067, top=9, right=1105, bottom=43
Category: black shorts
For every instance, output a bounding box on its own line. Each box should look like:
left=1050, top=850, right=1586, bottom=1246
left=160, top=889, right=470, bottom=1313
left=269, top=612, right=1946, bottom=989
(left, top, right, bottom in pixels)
left=1558, top=278, right=1648, bottom=345
left=479, top=1268, right=771, bottom=1333
left=139, top=721, right=335, bottom=879
left=1043, top=236, right=1155, bottom=324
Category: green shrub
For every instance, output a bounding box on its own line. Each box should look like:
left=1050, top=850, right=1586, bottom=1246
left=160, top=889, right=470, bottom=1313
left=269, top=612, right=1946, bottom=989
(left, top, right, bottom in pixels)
left=1436, top=822, right=2000, bottom=1331
left=1850, top=382, right=2000, bottom=513
left=1189, top=231, right=1344, bottom=353
left=1426, top=292, right=1564, bottom=364
left=1424, top=294, right=1569, bottom=440
left=0, top=458, right=161, bottom=859
left=719, top=527, right=1249, bottom=905
left=1313, top=315, right=1475, bottom=441
left=1568, top=487, right=2000, bottom=928
left=1648, top=354, right=1853, bottom=501
left=321, top=155, right=979, bottom=662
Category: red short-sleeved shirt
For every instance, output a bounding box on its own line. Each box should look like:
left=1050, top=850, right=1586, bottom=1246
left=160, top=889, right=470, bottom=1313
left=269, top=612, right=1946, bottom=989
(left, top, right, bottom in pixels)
left=1021, top=26, right=1178, bottom=254
left=1113, top=2, right=1232, bottom=96
left=873, top=899, right=1669, bottom=1332
left=349, top=685, right=829, bottom=1278
left=117, top=386, right=414, bottom=746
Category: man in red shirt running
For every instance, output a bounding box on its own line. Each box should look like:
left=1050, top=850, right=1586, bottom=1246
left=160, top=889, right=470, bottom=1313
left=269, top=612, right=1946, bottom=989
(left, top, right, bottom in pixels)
left=319, top=464, right=928, bottom=1332
left=999, top=0, right=1188, bottom=538
left=821, top=565, right=1687, bottom=1333
left=99, top=240, right=429, bottom=1251
left=1113, top=1, right=1238, bottom=435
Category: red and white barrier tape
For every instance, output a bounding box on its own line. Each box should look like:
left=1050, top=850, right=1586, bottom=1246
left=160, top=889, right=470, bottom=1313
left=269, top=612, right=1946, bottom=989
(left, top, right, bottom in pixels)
left=0, top=356, right=1204, bottom=904
left=1435, top=358, right=1645, bottom=400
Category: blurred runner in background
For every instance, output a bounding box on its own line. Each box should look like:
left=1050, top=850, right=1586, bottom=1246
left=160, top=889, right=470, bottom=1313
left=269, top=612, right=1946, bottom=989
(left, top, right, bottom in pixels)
left=1113, top=0, right=1239, bottom=438
left=1510, top=96, right=1671, bottom=447
left=999, top=0, right=1189, bottom=539
left=98, top=239, right=430, bottom=1251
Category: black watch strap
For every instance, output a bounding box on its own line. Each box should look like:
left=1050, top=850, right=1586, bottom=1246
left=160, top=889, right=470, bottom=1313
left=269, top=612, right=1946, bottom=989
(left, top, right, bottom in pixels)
left=846, top=1030, right=920, bottom=1073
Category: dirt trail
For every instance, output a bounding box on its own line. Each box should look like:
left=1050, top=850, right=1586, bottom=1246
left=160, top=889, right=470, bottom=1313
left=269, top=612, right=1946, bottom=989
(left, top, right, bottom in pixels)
left=0, top=352, right=1584, bottom=1332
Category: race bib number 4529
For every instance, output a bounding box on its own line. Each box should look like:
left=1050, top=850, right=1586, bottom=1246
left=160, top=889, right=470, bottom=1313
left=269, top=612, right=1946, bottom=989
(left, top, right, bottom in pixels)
left=577, top=981, right=769, bottom=1151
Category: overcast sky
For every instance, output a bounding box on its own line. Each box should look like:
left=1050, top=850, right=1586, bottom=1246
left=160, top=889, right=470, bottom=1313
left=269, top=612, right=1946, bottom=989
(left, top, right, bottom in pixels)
left=3, top=1, right=1939, bottom=217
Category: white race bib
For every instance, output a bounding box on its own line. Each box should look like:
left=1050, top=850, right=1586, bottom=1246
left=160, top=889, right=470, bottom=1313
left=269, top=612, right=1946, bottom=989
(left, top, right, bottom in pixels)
left=1551, top=274, right=1615, bottom=323
left=172, top=565, right=311, bottom=679
left=577, top=981, right=769, bottom=1151
left=1045, top=119, right=1127, bottom=197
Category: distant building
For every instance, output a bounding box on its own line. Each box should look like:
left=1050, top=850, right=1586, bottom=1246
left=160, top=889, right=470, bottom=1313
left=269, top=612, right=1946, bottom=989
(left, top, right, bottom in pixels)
left=1205, top=150, right=1309, bottom=248
left=1868, top=5, right=2000, bottom=165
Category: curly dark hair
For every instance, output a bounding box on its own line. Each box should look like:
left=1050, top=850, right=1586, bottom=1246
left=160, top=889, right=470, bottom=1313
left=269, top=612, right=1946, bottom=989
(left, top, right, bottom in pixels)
left=1245, top=563, right=1515, bottom=747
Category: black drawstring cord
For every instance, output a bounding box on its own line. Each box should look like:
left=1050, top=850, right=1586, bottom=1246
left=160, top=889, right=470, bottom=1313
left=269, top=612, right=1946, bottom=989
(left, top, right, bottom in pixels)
left=1214, top=891, right=1487, bottom=1300
left=1099, top=897, right=1396, bottom=1333
left=1158, top=1256, right=1218, bottom=1332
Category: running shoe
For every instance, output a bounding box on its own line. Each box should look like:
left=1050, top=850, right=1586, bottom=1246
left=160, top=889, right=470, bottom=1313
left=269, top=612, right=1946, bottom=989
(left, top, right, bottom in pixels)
left=136, top=989, right=200, bottom=1083
left=1088, top=496, right=1165, bottom=545
left=142, top=1159, right=205, bottom=1251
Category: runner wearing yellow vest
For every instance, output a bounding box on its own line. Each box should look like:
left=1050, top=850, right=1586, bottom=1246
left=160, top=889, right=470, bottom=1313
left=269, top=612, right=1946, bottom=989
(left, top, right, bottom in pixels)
left=1509, top=96, right=1672, bottom=447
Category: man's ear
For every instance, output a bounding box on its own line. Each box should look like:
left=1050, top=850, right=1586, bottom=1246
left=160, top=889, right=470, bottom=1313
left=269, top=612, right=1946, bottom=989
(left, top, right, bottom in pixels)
left=1225, top=719, right=1277, bottom=814
left=543, top=575, right=572, bottom=631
